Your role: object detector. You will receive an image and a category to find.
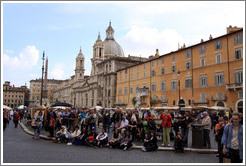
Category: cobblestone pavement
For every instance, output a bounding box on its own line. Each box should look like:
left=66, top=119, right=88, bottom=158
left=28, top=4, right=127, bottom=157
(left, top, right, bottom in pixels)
left=3, top=120, right=219, bottom=163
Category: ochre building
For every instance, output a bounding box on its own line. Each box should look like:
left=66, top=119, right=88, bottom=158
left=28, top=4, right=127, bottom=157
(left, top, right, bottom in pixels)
left=116, top=26, right=243, bottom=113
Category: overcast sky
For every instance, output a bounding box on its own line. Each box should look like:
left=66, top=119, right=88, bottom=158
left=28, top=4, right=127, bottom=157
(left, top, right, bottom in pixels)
left=2, top=1, right=245, bottom=87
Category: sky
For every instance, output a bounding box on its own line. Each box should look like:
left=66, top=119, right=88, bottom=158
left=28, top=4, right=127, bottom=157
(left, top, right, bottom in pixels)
left=2, top=1, right=245, bottom=88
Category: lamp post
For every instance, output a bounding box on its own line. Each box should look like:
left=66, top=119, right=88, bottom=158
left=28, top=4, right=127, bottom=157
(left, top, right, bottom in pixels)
left=40, top=51, right=45, bottom=106
left=177, top=70, right=180, bottom=112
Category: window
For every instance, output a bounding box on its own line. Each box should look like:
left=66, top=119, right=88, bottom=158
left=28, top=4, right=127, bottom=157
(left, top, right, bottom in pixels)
left=185, top=79, right=192, bottom=88
left=216, top=54, right=221, bottom=63
left=152, top=61, right=154, bottom=67
left=171, top=80, right=177, bottom=90
left=161, top=81, right=166, bottom=91
left=137, top=73, right=139, bottom=80
left=119, top=89, right=122, bottom=95
left=124, top=87, right=127, bottom=95
left=186, top=49, right=191, bottom=58
left=162, top=95, right=166, bottom=101
left=214, top=40, right=222, bottom=49
left=218, top=92, right=223, bottom=100
left=199, top=45, right=206, bottom=54
left=173, top=100, right=176, bottom=105
left=215, top=73, right=224, bottom=86
left=239, top=91, right=243, bottom=99
left=200, top=57, right=205, bottom=67
left=162, top=57, right=164, bottom=64
left=188, top=100, right=191, bottom=105
left=151, top=83, right=156, bottom=92
left=125, top=75, right=127, bottom=81
left=200, top=75, right=207, bottom=87
left=137, top=66, right=139, bottom=71
left=235, top=48, right=242, bottom=59
left=235, top=71, right=243, bottom=83
left=201, top=93, right=206, bottom=102
left=151, top=70, right=155, bottom=76
left=172, top=55, right=175, bottom=62
left=131, top=74, right=133, bottom=80
left=143, top=71, right=146, bottom=78
left=186, top=61, right=191, bottom=70
left=172, top=65, right=176, bottom=72
left=130, top=86, right=133, bottom=94
left=144, top=63, right=146, bottom=69
left=125, top=69, right=127, bottom=74
left=131, top=68, right=133, bottom=72
left=234, top=33, right=243, bottom=44
left=161, top=67, right=165, bottom=75
left=156, top=59, right=159, bottom=66
left=136, top=86, right=139, bottom=93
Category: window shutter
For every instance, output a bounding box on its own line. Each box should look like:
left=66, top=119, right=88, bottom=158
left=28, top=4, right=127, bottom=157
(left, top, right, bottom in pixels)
left=221, top=75, right=224, bottom=84
left=214, top=42, right=217, bottom=50
left=220, top=40, right=222, bottom=48
left=215, top=75, right=218, bottom=85
left=199, top=47, right=201, bottom=54
left=239, top=34, right=243, bottom=43
left=235, top=72, right=238, bottom=83
left=200, top=77, right=202, bottom=87
left=234, top=35, right=237, bottom=44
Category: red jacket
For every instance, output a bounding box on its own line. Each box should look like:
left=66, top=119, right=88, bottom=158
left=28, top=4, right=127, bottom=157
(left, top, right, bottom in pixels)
left=13, top=113, right=20, bottom=121
left=160, top=114, right=172, bottom=128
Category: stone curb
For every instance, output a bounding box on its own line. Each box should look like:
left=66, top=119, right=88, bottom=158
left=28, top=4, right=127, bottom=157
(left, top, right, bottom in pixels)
left=19, top=122, right=217, bottom=154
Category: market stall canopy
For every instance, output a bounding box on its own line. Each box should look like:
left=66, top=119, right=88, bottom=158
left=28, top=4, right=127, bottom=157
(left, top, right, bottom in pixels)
left=16, top=105, right=27, bottom=109
left=52, top=106, right=68, bottom=110
left=51, top=102, right=72, bottom=107
left=3, top=105, right=12, bottom=110
left=209, top=106, right=230, bottom=111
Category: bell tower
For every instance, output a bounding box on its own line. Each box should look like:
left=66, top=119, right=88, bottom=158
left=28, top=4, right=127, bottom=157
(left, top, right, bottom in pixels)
left=75, top=47, right=85, bottom=80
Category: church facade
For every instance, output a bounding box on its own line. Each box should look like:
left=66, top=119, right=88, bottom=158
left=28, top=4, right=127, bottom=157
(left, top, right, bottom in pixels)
left=53, top=22, right=147, bottom=108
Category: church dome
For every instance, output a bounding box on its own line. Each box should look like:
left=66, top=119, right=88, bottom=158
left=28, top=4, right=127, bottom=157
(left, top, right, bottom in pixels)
left=103, top=22, right=124, bottom=57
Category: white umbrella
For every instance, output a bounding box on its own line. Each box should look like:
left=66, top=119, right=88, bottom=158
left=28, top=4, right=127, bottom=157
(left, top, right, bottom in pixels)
left=3, top=105, right=12, bottom=110
left=53, top=106, right=67, bottom=110
left=210, top=106, right=230, bottom=111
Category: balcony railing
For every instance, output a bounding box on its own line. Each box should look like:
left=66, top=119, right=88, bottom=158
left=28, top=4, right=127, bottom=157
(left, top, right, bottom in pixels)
left=192, top=100, right=209, bottom=104
left=211, top=95, right=227, bottom=101
left=226, top=83, right=243, bottom=90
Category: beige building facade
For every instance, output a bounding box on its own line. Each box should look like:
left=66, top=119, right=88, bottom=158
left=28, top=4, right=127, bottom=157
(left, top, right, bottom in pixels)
left=116, top=26, right=243, bottom=113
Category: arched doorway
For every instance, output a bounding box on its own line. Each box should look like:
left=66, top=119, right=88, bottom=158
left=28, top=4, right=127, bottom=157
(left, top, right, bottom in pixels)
left=237, top=101, right=243, bottom=113
left=217, top=101, right=225, bottom=107
left=179, top=99, right=186, bottom=107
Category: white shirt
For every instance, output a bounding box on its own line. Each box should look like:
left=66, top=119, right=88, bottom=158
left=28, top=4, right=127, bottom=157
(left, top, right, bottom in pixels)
left=120, top=119, right=129, bottom=128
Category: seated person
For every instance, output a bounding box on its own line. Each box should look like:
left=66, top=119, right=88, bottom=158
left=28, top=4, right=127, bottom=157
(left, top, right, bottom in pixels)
left=54, top=125, right=68, bottom=143
left=77, top=127, right=88, bottom=145
left=174, top=131, right=184, bottom=153
left=85, top=126, right=97, bottom=147
left=142, top=131, right=158, bottom=152
left=109, top=128, right=121, bottom=148
left=95, top=129, right=108, bottom=148
left=119, top=130, right=133, bottom=151
left=118, top=116, right=129, bottom=134
left=67, top=126, right=81, bottom=145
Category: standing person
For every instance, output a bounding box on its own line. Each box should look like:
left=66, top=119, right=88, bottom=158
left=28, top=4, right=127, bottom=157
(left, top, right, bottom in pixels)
left=201, top=111, right=211, bottom=149
left=103, top=109, right=111, bottom=133
left=49, top=115, right=56, bottom=138
left=215, top=117, right=227, bottom=163
left=68, top=110, right=75, bottom=131
left=180, top=111, right=193, bottom=147
left=3, top=109, right=10, bottom=131
left=160, top=110, right=172, bottom=147
left=55, top=114, right=63, bottom=132
left=13, top=111, right=20, bottom=128
left=34, top=118, right=42, bottom=140
left=62, top=109, right=70, bottom=128
left=119, top=116, right=129, bottom=134
left=172, top=109, right=181, bottom=136
left=222, top=112, right=243, bottom=163
left=78, top=109, right=87, bottom=130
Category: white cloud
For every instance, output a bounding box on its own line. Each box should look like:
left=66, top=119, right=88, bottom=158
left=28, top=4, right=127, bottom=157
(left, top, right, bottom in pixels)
left=50, top=63, right=66, bottom=80
left=3, top=46, right=39, bottom=70
left=5, top=49, right=14, bottom=54
left=119, top=26, right=184, bottom=57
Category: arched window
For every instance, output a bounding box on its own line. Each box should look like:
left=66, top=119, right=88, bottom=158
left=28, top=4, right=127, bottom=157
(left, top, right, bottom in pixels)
left=237, top=101, right=243, bottom=113
left=217, top=101, right=225, bottom=107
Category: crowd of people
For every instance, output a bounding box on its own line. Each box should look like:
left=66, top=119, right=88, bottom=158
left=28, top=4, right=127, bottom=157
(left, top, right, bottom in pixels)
left=3, top=107, right=243, bottom=163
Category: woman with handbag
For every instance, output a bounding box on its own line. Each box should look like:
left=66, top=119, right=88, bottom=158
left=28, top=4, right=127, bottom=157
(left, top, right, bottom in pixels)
left=221, top=112, right=243, bottom=163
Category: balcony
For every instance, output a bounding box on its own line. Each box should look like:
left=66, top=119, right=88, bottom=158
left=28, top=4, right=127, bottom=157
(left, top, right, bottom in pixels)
left=211, top=95, right=227, bottom=101
left=136, top=87, right=149, bottom=96
left=192, top=99, right=209, bottom=104
left=114, top=102, right=127, bottom=106
left=226, top=83, right=243, bottom=90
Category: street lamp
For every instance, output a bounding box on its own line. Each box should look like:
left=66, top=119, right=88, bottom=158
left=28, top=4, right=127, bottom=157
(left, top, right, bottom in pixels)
left=177, top=70, right=180, bottom=112
left=40, top=51, right=45, bottom=106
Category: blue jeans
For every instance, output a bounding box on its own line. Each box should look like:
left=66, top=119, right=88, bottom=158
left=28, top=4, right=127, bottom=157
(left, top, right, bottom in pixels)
left=34, top=127, right=41, bottom=139
left=181, top=128, right=189, bottom=146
